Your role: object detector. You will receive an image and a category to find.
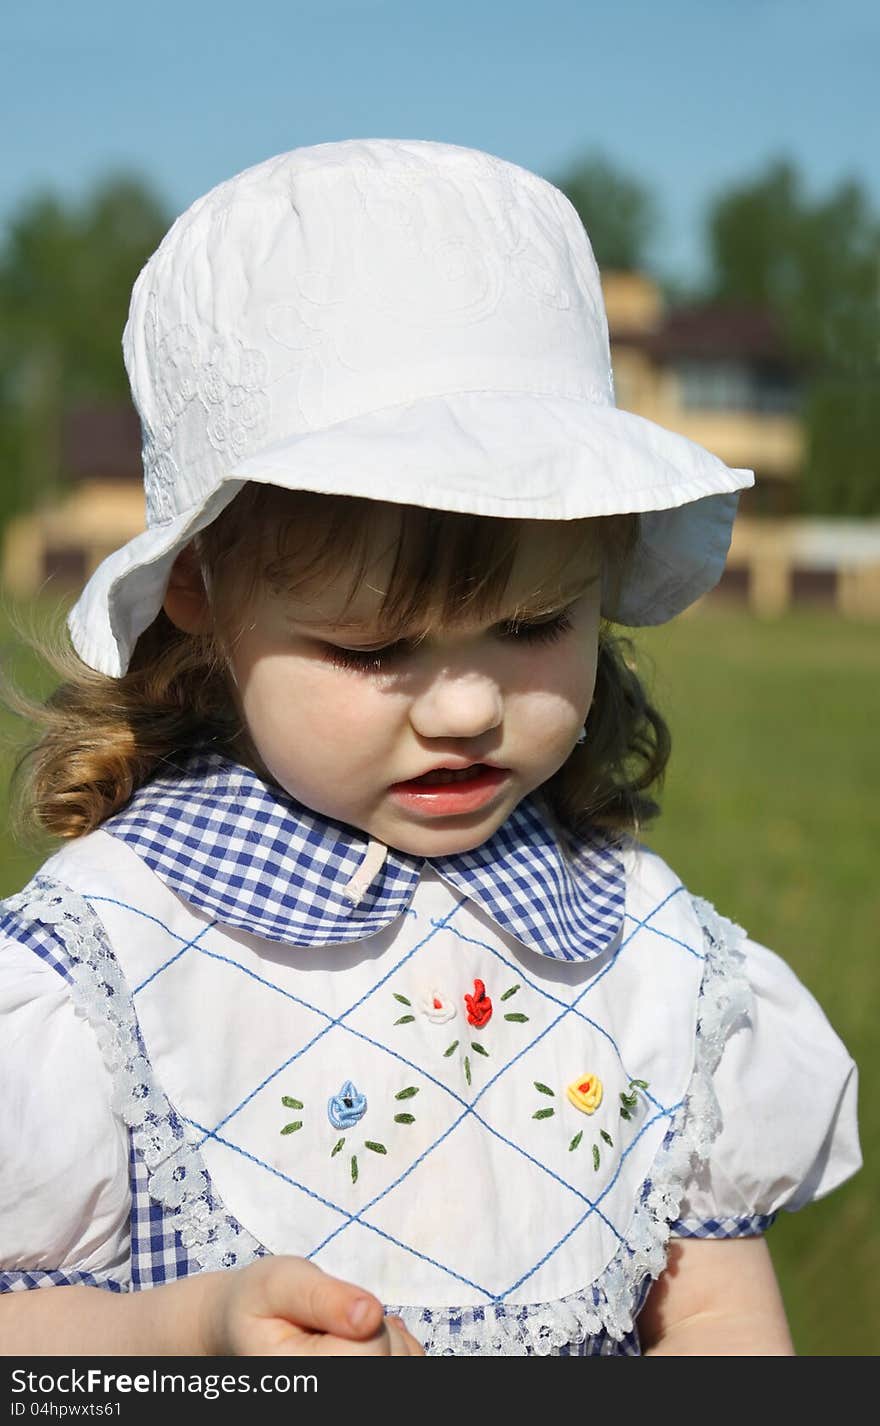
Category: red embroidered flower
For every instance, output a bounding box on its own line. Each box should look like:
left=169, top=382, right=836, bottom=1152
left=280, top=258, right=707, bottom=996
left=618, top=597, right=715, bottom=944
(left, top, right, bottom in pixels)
left=464, top=978, right=493, bottom=1028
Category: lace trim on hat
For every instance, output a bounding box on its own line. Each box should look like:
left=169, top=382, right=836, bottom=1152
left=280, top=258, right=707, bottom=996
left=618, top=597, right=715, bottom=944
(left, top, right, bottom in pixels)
left=3, top=878, right=262, bottom=1277
left=4, top=880, right=750, bottom=1354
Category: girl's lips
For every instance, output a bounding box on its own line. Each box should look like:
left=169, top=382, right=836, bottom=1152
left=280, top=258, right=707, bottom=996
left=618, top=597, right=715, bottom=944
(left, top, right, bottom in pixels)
left=388, top=765, right=510, bottom=817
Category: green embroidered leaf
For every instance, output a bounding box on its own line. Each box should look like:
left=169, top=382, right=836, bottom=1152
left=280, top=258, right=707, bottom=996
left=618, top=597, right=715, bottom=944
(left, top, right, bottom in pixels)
left=393, top=993, right=412, bottom=1006
left=504, top=1012, right=529, bottom=1023
left=365, top=1141, right=387, bottom=1155
left=464, top=1056, right=472, bottom=1086
left=532, top=1107, right=555, bottom=1120
left=629, top=1079, right=649, bottom=1090
left=619, top=1107, right=632, bottom=1121
left=569, top=1131, right=583, bottom=1152
left=394, top=1014, right=416, bottom=1026
left=619, top=1091, right=637, bottom=1109
left=331, top=1138, right=345, bottom=1157
left=500, top=985, right=520, bottom=1001
left=600, top=1130, right=614, bottom=1147
left=443, top=1040, right=459, bottom=1057
left=281, top=1096, right=303, bottom=1109
left=394, top=1113, right=416, bottom=1124
left=395, top=1086, right=419, bottom=1099
left=351, top=1155, right=358, bottom=1183
left=592, top=1144, right=600, bottom=1171
left=534, top=1082, right=555, bottom=1097
left=280, top=1121, right=302, bottom=1135
left=471, top=1042, right=489, bottom=1057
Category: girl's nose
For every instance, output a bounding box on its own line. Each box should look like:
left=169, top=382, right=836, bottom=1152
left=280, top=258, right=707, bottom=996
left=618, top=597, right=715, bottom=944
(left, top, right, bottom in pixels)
left=408, top=668, right=503, bottom=742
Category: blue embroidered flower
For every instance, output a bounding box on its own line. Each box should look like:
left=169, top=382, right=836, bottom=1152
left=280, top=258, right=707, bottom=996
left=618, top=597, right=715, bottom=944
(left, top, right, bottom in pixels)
left=328, top=1080, right=368, bottom=1129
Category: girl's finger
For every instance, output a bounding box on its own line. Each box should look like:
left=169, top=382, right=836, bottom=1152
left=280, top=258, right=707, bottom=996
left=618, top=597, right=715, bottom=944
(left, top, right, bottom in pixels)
left=254, top=1256, right=385, bottom=1340
left=304, top=1317, right=423, bottom=1357
left=385, top=1316, right=425, bottom=1355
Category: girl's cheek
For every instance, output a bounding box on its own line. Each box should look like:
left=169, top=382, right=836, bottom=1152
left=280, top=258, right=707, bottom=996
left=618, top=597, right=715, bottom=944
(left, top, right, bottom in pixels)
left=244, top=658, right=390, bottom=748
left=512, top=634, right=598, bottom=706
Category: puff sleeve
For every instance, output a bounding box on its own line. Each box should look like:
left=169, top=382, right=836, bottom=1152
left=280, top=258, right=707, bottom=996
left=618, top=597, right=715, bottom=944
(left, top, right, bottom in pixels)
left=672, top=936, right=861, bottom=1236
left=0, top=936, right=131, bottom=1290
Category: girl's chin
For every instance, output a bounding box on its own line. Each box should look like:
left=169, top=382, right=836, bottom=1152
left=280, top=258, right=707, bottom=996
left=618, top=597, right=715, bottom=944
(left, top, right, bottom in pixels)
left=377, top=806, right=518, bottom=858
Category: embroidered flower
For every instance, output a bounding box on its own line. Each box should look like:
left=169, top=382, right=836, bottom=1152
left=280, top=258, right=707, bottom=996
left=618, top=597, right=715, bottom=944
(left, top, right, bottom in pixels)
left=566, top=1074, right=604, bottom=1115
left=419, top=989, right=456, bottom=1023
left=464, top=978, right=493, bottom=1028
left=328, top=1080, right=368, bottom=1129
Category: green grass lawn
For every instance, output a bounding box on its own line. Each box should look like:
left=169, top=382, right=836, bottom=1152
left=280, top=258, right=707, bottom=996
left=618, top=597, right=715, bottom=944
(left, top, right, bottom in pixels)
left=635, top=609, right=878, bottom=1356
left=1, top=601, right=876, bottom=1354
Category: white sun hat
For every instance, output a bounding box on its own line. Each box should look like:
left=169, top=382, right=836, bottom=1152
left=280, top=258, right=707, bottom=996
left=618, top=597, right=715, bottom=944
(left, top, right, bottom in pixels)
left=68, top=138, right=753, bottom=676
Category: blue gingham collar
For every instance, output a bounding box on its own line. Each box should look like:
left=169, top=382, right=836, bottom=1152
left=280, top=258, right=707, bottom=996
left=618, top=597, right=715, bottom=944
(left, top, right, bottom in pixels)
left=103, top=751, right=625, bottom=963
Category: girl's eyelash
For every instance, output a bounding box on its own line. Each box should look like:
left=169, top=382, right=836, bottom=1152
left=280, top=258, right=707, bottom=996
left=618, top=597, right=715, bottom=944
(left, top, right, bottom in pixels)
left=323, top=642, right=409, bottom=673
left=500, top=609, right=574, bottom=645
left=323, top=609, right=575, bottom=673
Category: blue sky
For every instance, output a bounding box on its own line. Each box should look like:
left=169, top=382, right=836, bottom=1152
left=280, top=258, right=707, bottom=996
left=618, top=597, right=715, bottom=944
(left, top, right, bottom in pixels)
left=3, top=0, right=878, bottom=282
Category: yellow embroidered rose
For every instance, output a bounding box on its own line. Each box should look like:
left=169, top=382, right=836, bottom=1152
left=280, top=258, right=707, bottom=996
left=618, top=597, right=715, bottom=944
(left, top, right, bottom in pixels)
left=566, top=1074, right=603, bottom=1114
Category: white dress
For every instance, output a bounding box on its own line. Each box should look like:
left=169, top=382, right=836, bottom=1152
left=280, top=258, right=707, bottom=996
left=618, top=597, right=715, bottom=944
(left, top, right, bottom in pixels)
left=0, top=755, right=861, bottom=1355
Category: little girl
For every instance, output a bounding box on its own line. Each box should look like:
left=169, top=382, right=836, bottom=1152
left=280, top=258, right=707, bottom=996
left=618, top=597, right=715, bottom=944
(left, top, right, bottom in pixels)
left=0, top=139, right=860, bottom=1357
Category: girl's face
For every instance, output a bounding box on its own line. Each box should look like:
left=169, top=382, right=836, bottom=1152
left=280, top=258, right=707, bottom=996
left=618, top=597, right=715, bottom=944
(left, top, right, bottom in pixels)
left=174, top=512, right=602, bottom=857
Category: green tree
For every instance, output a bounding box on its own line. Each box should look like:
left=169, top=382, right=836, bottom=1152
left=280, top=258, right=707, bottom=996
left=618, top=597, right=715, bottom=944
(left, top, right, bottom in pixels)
left=705, top=160, right=880, bottom=514
left=551, top=154, right=658, bottom=271
left=0, top=175, right=169, bottom=528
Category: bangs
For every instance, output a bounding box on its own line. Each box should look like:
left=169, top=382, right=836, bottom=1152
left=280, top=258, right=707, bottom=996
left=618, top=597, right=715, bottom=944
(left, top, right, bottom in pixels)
left=198, top=485, right=637, bottom=636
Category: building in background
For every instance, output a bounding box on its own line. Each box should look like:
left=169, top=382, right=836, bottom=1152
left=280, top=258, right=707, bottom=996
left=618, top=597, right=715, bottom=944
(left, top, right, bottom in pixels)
left=603, top=271, right=880, bottom=617
left=3, top=276, right=879, bottom=617
left=1, top=404, right=143, bottom=601
left=604, top=271, right=802, bottom=516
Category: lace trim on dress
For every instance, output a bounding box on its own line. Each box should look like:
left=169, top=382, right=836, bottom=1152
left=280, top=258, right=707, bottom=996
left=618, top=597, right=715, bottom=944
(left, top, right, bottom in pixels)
left=5, top=879, right=751, bottom=1355
left=3, top=877, right=262, bottom=1277
left=384, top=894, right=753, bottom=1355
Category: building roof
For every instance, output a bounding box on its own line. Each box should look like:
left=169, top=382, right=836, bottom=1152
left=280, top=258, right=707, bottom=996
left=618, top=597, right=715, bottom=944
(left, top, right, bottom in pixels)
left=651, top=305, right=790, bottom=361
left=612, top=302, right=795, bottom=364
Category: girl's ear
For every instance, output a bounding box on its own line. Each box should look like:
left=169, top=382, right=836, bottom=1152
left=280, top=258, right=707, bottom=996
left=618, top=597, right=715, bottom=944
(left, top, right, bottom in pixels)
left=163, top=543, right=212, bottom=635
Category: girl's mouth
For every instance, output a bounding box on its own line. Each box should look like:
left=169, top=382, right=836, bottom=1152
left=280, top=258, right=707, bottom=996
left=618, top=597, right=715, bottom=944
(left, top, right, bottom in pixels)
left=388, top=764, right=509, bottom=816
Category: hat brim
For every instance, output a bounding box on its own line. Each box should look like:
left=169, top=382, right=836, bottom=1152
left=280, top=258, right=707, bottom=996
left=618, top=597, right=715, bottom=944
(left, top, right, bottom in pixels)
left=68, top=391, right=753, bottom=675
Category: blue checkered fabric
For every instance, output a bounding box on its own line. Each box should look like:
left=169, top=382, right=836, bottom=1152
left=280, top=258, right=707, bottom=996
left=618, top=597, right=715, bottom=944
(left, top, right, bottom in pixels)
left=670, top=1214, right=778, bottom=1238
left=128, top=1133, right=270, bottom=1289
left=0, top=1269, right=126, bottom=1294
left=103, top=751, right=626, bottom=961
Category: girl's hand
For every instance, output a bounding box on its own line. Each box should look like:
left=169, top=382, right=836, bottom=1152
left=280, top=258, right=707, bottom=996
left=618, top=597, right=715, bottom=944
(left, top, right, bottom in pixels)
left=202, top=1256, right=425, bottom=1356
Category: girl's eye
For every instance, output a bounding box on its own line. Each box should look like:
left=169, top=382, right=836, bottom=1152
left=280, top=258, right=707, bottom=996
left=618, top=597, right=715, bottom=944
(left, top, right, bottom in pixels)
left=499, top=609, right=574, bottom=645
left=321, top=607, right=574, bottom=673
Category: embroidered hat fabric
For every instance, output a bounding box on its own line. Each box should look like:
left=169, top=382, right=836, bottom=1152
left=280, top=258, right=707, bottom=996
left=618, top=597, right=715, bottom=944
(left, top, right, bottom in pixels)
left=67, top=138, right=754, bottom=676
